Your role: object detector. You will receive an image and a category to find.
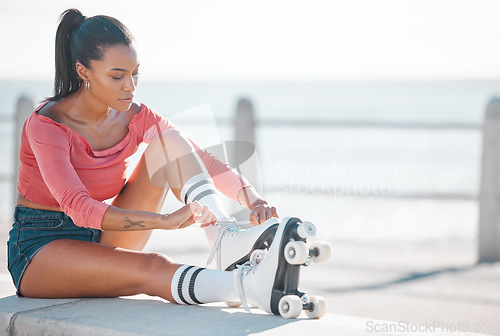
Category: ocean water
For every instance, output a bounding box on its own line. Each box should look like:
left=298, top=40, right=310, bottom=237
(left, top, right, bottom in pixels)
left=1, top=79, right=499, bottom=244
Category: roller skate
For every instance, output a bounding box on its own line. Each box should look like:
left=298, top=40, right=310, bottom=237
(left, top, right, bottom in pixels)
left=234, top=217, right=332, bottom=319
left=205, top=217, right=279, bottom=271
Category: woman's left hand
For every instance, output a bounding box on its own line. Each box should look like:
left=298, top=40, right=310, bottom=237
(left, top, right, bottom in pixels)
left=250, top=200, right=279, bottom=226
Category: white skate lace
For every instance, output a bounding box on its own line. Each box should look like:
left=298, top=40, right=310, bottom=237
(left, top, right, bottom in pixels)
left=235, top=260, right=257, bottom=312
left=205, top=218, right=239, bottom=268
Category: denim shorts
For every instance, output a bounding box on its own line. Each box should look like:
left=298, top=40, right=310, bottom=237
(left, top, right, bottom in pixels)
left=7, top=206, right=101, bottom=296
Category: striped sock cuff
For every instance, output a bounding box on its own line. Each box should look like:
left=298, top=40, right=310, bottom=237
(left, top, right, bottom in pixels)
left=179, top=173, right=229, bottom=220
left=171, top=265, right=206, bottom=305
left=180, top=173, right=215, bottom=204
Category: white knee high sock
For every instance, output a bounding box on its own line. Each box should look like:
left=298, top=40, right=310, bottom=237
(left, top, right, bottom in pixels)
left=180, top=173, right=229, bottom=220
left=170, top=265, right=238, bottom=304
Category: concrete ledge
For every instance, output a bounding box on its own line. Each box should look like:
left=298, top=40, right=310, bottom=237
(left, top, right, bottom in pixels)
left=0, top=273, right=485, bottom=336
left=1, top=296, right=489, bottom=336
left=0, top=295, right=367, bottom=336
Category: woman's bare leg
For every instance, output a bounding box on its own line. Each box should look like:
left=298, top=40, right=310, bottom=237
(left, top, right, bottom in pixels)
left=100, top=129, right=206, bottom=250
left=19, top=239, right=180, bottom=300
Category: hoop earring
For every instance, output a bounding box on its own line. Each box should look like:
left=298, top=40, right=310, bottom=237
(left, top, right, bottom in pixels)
left=86, top=81, right=90, bottom=90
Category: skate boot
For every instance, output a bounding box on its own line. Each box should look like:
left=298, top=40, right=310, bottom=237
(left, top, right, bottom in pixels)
left=234, top=217, right=332, bottom=319
left=205, top=217, right=279, bottom=271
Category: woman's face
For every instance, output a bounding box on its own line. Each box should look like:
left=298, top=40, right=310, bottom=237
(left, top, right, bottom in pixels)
left=83, top=43, right=140, bottom=112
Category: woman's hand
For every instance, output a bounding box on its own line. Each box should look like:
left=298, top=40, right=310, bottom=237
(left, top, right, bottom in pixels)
left=237, top=186, right=279, bottom=226
left=250, top=200, right=279, bottom=226
left=162, top=201, right=217, bottom=230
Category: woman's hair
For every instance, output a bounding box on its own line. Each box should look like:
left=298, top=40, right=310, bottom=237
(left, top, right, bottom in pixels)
left=49, top=8, right=134, bottom=101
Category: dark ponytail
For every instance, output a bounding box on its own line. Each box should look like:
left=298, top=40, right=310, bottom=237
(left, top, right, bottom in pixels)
left=51, top=9, right=86, bottom=101
left=49, top=8, right=134, bottom=101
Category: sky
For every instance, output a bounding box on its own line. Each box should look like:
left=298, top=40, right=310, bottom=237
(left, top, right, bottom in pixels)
left=1, top=0, right=500, bottom=81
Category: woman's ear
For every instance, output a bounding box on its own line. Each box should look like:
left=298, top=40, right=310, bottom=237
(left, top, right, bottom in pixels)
left=75, top=62, right=89, bottom=82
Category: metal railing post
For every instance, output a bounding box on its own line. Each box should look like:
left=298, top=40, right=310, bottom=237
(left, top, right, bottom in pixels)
left=478, top=97, right=500, bottom=262
left=13, top=95, right=34, bottom=207
left=229, top=97, right=260, bottom=220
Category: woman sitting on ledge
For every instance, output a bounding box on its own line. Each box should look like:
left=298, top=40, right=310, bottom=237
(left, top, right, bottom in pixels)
left=8, top=8, right=285, bottom=313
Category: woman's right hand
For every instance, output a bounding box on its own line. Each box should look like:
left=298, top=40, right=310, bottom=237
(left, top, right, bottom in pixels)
left=161, top=201, right=217, bottom=230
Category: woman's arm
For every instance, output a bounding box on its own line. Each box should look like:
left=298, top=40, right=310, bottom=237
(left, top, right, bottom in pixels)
left=28, top=118, right=109, bottom=229
left=101, top=201, right=216, bottom=231
left=28, top=117, right=216, bottom=230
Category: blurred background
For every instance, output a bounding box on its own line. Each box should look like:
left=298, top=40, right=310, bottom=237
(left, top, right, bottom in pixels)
left=1, top=0, right=500, bottom=333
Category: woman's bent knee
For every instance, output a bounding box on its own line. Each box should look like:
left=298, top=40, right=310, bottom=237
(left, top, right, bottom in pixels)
left=145, top=252, right=174, bottom=269
left=146, top=129, right=194, bottom=163
left=142, top=252, right=175, bottom=277
left=140, top=252, right=178, bottom=296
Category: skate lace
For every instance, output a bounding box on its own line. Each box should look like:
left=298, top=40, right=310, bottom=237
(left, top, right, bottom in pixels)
left=205, top=218, right=238, bottom=267
left=235, top=260, right=257, bottom=312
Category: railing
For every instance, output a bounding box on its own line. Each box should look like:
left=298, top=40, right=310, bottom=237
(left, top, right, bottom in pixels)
left=200, top=96, right=497, bottom=263
left=3, top=94, right=499, bottom=262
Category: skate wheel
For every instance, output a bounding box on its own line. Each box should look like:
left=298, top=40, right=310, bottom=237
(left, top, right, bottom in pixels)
left=309, top=241, right=332, bottom=263
left=297, top=221, right=316, bottom=239
left=225, top=300, right=241, bottom=307
left=305, top=296, right=327, bottom=319
left=278, top=295, right=302, bottom=319
left=284, top=241, right=309, bottom=265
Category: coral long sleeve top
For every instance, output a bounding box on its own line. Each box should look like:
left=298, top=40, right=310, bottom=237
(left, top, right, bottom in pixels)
left=17, top=102, right=251, bottom=230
